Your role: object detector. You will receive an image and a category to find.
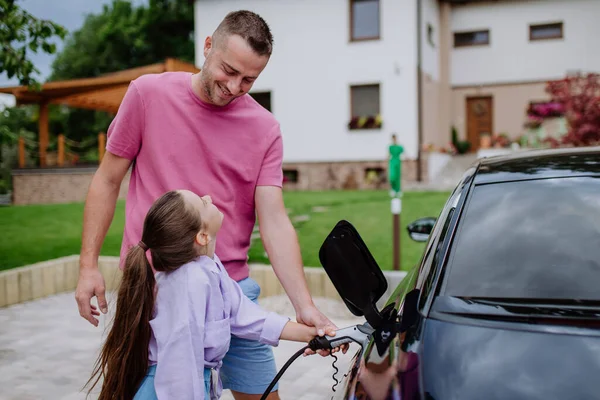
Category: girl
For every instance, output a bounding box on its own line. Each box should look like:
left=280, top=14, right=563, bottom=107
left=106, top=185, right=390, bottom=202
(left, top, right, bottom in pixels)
left=86, top=189, right=323, bottom=399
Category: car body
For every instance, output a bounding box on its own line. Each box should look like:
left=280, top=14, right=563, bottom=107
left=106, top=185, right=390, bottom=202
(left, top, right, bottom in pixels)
left=335, top=146, right=600, bottom=400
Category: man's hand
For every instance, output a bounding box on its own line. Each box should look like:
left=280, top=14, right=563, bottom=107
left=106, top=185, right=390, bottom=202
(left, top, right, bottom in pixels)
left=297, top=305, right=349, bottom=357
left=75, top=267, right=108, bottom=327
left=76, top=151, right=130, bottom=326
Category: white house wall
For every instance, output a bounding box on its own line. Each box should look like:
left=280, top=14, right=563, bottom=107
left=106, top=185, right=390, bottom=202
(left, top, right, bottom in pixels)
left=422, top=0, right=440, bottom=82
left=194, top=0, right=420, bottom=162
left=451, top=0, right=600, bottom=86
left=420, top=0, right=446, bottom=148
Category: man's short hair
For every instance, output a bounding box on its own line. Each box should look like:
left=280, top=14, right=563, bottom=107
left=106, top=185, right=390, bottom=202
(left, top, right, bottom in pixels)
left=213, top=10, right=274, bottom=56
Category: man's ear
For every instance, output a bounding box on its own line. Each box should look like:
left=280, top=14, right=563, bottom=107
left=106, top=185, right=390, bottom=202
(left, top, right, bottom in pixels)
left=195, top=231, right=210, bottom=246
left=204, top=36, right=213, bottom=58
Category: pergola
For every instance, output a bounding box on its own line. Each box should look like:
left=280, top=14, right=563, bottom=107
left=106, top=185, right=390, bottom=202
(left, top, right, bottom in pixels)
left=0, top=58, right=199, bottom=166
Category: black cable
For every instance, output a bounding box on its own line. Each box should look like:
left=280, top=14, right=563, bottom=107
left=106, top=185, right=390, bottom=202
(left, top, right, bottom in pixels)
left=331, top=353, right=339, bottom=392
left=260, top=345, right=309, bottom=400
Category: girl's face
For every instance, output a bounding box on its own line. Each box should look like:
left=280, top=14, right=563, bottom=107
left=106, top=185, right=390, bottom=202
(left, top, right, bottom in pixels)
left=179, top=190, right=224, bottom=240
left=197, top=194, right=224, bottom=236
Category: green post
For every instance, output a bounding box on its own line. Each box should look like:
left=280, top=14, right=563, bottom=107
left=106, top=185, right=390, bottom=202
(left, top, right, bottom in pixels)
left=388, top=134, right=404, bottom=270
left=389, top=134, right=404, bottom=196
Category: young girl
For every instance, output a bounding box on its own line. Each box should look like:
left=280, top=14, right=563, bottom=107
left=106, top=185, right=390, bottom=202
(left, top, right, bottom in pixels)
left=86, top=189, right=322, bottom=399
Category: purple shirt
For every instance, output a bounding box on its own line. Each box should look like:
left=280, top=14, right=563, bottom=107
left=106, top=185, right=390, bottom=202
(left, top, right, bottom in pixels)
left=148, top=254, right=289, bottom=399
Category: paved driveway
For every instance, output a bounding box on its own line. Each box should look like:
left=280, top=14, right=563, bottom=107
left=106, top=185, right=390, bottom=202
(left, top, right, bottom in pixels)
left=0, top=292, right=363, bottom=400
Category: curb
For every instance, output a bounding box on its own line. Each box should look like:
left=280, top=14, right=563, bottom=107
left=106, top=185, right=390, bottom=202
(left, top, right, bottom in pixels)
left=0, top=256, right=407, bottom=308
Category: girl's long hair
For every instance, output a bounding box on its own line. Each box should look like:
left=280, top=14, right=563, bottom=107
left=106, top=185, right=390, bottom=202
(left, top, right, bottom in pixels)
left=85, top=190, right=203, bottom=400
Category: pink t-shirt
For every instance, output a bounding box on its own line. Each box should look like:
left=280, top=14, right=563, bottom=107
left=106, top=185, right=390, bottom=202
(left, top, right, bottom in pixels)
left=106, top=72, right=283, bottom=281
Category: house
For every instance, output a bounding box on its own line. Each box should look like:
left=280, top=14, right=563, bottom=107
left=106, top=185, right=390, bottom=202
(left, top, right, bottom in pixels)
left=194, top=0, right=600, bottom=189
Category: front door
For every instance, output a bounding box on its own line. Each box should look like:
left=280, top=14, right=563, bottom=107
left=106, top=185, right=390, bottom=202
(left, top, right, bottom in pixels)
left=466, top=96, right=493, bottom=151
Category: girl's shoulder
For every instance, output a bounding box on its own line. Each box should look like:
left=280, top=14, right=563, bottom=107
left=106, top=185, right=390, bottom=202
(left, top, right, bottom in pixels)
left=182, top=256, right=220, bottom=279
left=159, top=256, right=218, bottom=287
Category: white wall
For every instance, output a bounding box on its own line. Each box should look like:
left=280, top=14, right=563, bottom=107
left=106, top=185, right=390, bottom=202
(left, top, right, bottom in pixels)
left=451, top=0, right=600, bottom=86
left=195, top=0, right=420, bottom=161
left=422, top=0, right=440, bottom=81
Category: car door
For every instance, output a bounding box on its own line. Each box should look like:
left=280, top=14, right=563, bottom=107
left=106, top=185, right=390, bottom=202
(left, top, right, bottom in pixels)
left=338, top=166, right=477, bottom=400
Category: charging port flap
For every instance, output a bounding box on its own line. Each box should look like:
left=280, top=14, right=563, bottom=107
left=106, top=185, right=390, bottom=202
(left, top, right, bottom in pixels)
left=318, top=220, right=388, bottom=329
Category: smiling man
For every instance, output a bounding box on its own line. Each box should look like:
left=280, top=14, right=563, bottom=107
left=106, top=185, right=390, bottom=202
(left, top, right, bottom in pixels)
left=75, top=10, right=339, bottom=400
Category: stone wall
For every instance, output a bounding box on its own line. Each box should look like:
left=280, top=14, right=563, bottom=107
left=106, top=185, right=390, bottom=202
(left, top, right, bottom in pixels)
left=282, top=158, right=428, bottom=192
left=11, top=167, right=131, bottom=205
left=11, top=157, right=428, bottom=205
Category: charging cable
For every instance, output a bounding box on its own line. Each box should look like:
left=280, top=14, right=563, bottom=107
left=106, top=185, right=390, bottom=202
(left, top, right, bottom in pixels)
left=259, top=323, right=374, bottom=400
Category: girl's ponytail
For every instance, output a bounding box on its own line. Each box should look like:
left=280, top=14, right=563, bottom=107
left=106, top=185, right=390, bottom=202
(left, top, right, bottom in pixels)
left=85, top=243, right=156, bottom=400
left=85, top=190, right=205, bottom=399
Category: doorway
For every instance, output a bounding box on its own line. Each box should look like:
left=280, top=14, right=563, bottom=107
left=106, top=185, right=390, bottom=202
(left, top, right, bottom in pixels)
left=466, top=96, right=493, bottom=151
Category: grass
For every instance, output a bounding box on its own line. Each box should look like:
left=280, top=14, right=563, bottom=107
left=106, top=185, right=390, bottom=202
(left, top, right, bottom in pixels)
left=0, top=201, right=126, bottom=271
left=0, top=190, right=451, bottom=272
left=249, top=190, right=451, bottom=270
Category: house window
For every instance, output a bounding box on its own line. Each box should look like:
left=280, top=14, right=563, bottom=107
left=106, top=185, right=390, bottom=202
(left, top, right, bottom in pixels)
left=427, top=23, right=435, bottom=47
left=364, top=167, right=385, bottom=186
left=349, top=84, right=381, bottom=130
left=283, top=169, right=298, bottom=183
left=529, top=22, right=563, bottom=41
left=249, top=91, right=272, bottom=112
left=454, top=30, right=490, bottom=47
left=350, top=0, right=380, bottom=41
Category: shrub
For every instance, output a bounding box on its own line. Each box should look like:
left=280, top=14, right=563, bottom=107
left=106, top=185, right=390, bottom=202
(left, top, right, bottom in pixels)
left=545, top=73, right=600, bottom=147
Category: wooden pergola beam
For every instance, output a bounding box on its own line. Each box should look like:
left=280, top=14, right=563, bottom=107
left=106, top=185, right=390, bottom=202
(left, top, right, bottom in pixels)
left=0, top=58, right=200, bottom=168
left=39, top=101, right=49, bottom=167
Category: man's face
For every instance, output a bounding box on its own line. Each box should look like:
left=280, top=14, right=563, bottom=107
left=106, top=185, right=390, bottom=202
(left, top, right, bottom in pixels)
left=200, top=34, right=269, bottom=106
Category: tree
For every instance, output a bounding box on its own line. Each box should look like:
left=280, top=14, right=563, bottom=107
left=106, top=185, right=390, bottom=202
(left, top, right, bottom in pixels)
left=0, top=0, right=67, bottom=88
left=46, top=0, right=195, bottom=143
left=1, top=0, right=195, bottom=161
left=50, top=0, right=194, bottom=81
left=545, top=73, right=600, bottom=147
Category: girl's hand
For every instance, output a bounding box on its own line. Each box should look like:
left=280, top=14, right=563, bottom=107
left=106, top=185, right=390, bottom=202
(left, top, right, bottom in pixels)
left=302, top=327, right=344, bottom=357
left=281, top=321, right=345, bottom=357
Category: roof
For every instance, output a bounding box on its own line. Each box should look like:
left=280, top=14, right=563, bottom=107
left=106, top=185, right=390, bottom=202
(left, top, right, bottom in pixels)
left=474, top=146, right=600, bottom=184
left=0, top=58, right=200, bottom=114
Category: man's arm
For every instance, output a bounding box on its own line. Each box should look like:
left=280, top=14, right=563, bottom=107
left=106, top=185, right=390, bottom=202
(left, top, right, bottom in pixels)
left=255, top=186, right=312, bottom=311
left=75, top=152, right=132, bottom=326
left=255, top=186, right=347, bottom=355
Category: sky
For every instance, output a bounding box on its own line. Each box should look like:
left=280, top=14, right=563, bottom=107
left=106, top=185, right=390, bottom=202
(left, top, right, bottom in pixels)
left=0, top=0, right=147, bottom=108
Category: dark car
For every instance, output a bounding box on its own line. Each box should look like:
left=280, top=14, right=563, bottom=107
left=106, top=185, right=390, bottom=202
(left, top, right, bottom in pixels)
left=330, top=146, right=600, bottom=400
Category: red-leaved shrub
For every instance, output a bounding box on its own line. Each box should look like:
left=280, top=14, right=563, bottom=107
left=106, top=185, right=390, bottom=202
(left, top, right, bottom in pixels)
left=545, top=73, right=600, bottom=147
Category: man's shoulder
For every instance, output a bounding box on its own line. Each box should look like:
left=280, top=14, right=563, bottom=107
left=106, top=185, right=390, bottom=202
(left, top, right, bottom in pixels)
left=131, top=71, right=189, bottom=95
left=238, top=94, right=280, bottom=131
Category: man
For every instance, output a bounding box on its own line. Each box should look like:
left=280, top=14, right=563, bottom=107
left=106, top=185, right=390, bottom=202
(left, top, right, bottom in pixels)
left=75, top=10, right=340, bottom=400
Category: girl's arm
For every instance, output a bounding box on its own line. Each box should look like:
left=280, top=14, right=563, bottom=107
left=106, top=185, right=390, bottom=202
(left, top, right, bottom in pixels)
left=281, top=320, right=343, bottom=356
left=280, top=320, right=318, bottom=343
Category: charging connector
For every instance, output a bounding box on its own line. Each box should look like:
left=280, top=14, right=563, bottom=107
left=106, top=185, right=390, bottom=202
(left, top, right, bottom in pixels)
left=260, top=323, right=375, bottom=400
left=309, top=323, right=374, bottom=351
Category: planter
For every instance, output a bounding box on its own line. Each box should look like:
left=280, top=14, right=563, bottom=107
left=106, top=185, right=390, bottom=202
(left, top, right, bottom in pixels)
left=427, top=151, right=452, bottom=182
left=0, top=192, right=11, bottom=205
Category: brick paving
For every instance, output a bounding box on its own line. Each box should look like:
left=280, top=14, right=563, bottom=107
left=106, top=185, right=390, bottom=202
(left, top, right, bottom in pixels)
left=0, top=292, right=363, bottom=400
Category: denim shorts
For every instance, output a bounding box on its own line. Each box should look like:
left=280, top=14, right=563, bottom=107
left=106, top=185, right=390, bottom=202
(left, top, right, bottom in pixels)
left=133, top=365, right=211, bottom=399
left=219, top=277, right=279, bottom=395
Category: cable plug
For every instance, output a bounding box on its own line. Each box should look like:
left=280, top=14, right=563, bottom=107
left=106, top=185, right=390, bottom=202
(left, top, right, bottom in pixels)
left=308, top=335, right=332, bottom=351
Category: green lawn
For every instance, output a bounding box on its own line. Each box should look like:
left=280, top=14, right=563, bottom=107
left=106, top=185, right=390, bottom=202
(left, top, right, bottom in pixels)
left=0, top=190, right=450, bottom=272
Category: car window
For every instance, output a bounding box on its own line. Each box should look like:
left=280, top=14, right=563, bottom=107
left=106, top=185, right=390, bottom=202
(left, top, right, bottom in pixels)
left=443, top=176, right=600, bottom=300
left=417, top=189, right=463, bottom=311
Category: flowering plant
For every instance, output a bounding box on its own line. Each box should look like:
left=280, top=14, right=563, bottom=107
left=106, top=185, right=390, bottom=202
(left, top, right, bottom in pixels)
left=348, top=114, right=383, bottom=130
